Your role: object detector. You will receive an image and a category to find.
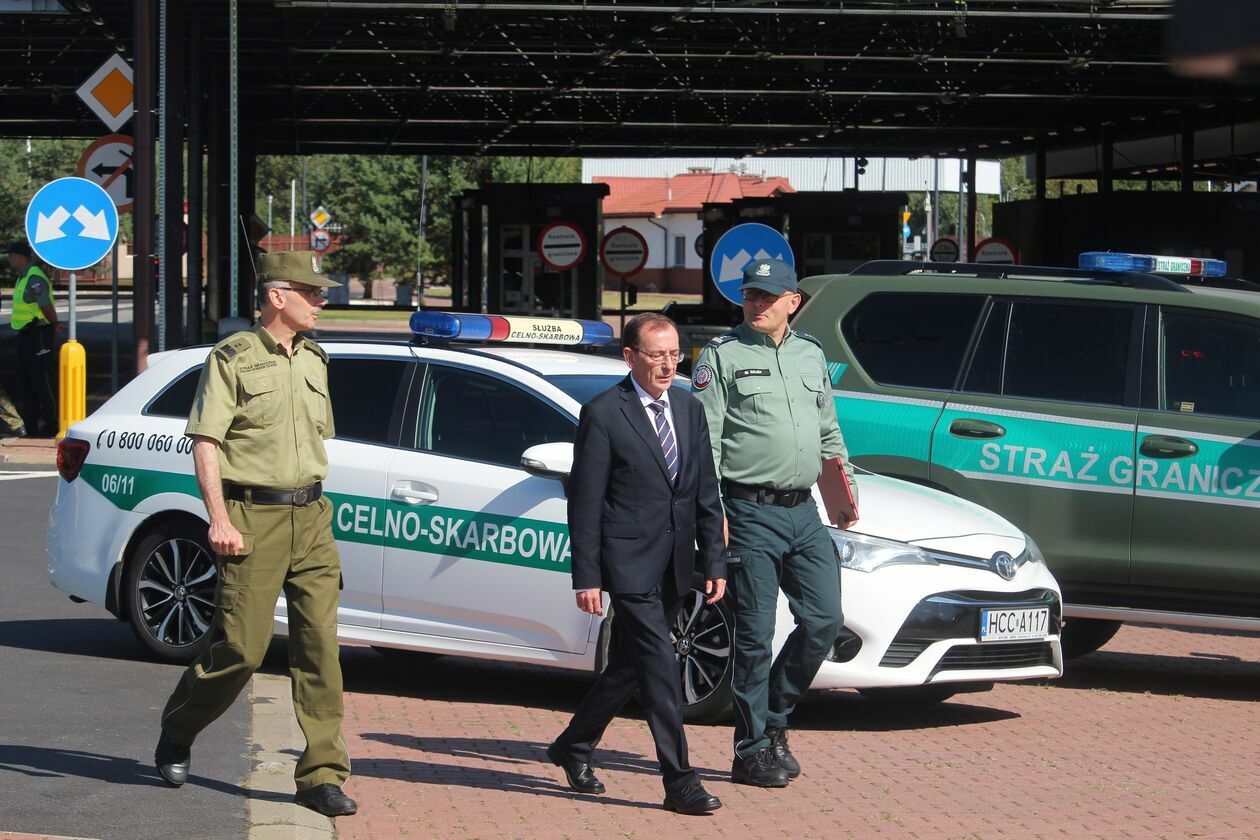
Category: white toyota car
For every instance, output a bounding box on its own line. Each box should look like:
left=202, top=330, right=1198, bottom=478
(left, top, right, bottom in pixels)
left=48, top=312, right=1063, bottom=721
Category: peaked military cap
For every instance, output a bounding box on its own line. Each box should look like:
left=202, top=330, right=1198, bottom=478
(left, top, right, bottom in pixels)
left=256, top=250, right=341, bottom=288
left=739, top=257, right=797, bottom=295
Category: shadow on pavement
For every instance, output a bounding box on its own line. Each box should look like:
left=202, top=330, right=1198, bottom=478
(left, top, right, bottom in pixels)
left=0, top=617, right=147, bottom=662
left=1038, top=648, right=1260, bottom=701
left=0, top=744, right=286, bottom=802
left=350, top=734, right=666, bottom=808
left=790, top=689, right=1020, bottom=732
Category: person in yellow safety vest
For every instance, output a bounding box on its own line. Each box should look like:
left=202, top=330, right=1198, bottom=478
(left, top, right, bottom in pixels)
left=5, top=242, right=61, bottom=437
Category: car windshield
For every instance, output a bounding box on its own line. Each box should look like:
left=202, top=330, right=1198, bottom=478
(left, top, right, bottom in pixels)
left=545, top=374, right=691, bottom=404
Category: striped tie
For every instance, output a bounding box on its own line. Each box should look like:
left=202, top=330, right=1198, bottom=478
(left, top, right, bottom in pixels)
left=649, top=400, right=679, bottom=484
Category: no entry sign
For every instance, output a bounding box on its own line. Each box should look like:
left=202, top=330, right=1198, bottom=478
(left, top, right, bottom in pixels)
left=538, top=221, right=587, bottom=271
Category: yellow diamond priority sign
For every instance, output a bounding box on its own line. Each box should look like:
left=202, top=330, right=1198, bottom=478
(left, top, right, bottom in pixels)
left=76, top=54, right=135, bottom=133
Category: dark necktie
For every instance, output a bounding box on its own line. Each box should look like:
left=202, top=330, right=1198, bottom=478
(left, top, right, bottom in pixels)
left=648, top=399, right=679, bottom=484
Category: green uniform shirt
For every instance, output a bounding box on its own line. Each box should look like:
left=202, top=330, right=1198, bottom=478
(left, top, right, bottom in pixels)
left=693, top=321, right=855, bottom=494
left=185, top=324, right=335, bottom=488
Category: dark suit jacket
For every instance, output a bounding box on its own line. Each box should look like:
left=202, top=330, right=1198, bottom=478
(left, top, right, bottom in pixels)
left=568, top=374, right=726, bottom=596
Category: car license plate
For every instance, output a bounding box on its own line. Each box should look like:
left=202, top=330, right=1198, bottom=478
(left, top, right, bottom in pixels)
left=978, top=607, right=1049, bottom=642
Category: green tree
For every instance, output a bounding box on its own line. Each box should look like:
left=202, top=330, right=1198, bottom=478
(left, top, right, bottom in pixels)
left=253, top=154, right=581, bottom=286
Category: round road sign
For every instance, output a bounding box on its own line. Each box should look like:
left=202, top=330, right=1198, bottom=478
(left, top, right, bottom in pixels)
left=310, top=229, right=331, bottom=252
left=25, top=176, right=119, bottom=271
left=599, top=226, right=649, bottom=277
left=972, top=236, right=1020, bottom=264
left=538, top=221, right=587, bottom=271
left=929, top=237, right=960, bottom=262
left=76, top=134, right=135, bottom=214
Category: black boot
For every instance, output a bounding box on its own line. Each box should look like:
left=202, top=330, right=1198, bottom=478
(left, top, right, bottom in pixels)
left=767, top=727, right=801, bottom=778
left=154, top=730, right=191, bottom=787
left=295, top=784, right=359, bottom=817
left=731, top=747, right=790, bottom=787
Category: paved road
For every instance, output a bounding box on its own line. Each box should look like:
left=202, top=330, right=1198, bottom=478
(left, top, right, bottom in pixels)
left=0, top=469, right=250, bottom=840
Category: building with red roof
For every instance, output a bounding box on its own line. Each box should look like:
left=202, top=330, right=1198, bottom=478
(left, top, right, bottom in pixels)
left=595, top=168, right=794, bottom=294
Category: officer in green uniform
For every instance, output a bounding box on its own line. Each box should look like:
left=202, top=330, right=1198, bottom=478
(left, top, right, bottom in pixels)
left=6, top=241, right=60, bottom=436
left=154, top=251, right=358, bottom=818
left=693, top=258, right=857, bottom=788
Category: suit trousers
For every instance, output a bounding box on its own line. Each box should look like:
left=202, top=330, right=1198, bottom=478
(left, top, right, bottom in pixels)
left=554, top=571, right=699, bottom=792
left=159, top=494, right=350, bottom=791
left=727, top=497, right=843, bottom=760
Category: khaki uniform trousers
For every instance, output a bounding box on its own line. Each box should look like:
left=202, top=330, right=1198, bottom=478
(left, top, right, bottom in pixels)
left=160, top=493, right=349, bottom=791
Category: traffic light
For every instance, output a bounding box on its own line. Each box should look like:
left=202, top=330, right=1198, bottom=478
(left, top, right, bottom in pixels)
left=902, top=211, right=912, bottom=226
left=855, top=156, right=869, bottom=176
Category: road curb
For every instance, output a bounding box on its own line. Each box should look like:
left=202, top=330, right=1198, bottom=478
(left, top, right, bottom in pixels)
left=247, top=674, right=337, bottom=840
left=0, top=439, right=57, bottom=466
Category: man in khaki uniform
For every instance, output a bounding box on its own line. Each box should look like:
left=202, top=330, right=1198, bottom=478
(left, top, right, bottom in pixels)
left=154, top=251, right=357, bottom=818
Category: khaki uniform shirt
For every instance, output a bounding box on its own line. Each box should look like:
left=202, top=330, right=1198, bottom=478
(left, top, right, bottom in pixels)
left=693, top=321, right=855, bottom=494
left=185, top=324, right=334, bottom=488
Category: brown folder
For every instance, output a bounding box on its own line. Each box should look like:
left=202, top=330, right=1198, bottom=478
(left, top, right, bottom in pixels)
left=818, top=456, right=859, bottom=527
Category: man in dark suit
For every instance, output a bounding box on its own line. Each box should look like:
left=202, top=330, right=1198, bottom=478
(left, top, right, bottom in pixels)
left=547, top=312, right=726, bottom=816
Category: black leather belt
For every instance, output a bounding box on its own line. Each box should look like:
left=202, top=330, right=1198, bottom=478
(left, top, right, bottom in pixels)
left=225, top=481, right=322, bottom=506
left=722, top=480, right=811, bottom=508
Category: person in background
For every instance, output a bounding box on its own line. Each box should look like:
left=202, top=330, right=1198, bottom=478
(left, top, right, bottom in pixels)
left=5, top=241, right=60, bottom=437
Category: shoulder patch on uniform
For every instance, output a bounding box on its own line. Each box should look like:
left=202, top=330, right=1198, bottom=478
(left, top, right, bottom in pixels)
left=794, top=331, right=824, bottom=350
left=704, top=332, right=739, bottom=350
left=692, top=363, right=715, bottom=390
left=305, top=339, right=328, bottom=362
left=215, top=333, right=254, bottom=361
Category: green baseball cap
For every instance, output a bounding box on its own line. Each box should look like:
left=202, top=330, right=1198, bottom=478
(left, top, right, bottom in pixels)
left=256, top=250, right=341, bottom=288
left=739, top=258, right=798, bottom=295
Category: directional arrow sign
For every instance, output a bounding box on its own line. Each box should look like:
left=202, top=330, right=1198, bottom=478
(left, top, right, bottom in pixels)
left=24, top=177, right=119, bottom=271
left=708, top=223, right=794, bottom=305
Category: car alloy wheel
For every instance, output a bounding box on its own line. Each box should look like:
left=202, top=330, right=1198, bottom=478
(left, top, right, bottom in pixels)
left=127, top=524, right=218, bottom=661
left=671, top=590, right=734, bottom=723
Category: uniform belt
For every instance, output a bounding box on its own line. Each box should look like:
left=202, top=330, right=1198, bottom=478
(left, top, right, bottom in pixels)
left=722, top=480, right=810, bottom=507
left=225, top=481, right=322, bottom=506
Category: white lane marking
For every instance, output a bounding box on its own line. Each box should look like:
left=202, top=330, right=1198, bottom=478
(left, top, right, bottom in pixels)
left=0, top=470, right=59, bottom=481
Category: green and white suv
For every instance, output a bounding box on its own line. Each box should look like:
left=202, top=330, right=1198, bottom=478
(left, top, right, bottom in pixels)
left=794, top=254, right=1260, bottom=657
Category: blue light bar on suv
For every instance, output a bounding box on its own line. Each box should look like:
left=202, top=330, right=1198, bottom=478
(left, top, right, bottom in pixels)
left=410, top=312, right=615, bottom=346
left=1079, top=251, right=1227, bottom=277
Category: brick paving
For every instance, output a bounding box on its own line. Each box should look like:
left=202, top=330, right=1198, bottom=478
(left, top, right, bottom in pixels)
left=331, top=624, right=1260, bottom=839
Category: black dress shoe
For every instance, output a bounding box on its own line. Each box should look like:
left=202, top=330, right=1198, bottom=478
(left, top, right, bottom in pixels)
left=154, top=730, right=191, bottom=787
left=767, top=727, right=801, bottom=778
left=663, top=783, right=722, bottom=815
left=295, top=784, right=359, bottom=817
left=546, top=742, right=606, bottom=794
left=731, top=747, right=790, bottom=788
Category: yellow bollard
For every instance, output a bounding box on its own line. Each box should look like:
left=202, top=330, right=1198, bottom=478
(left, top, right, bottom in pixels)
left=57, top=339, right=87, bottom=441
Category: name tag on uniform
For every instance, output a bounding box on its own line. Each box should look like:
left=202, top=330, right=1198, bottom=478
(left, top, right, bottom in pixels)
left=734, top=368, right=771, bottom=379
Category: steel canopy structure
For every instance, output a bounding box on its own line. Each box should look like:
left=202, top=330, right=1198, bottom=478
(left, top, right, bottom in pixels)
left=4, top=0, right=1259, bottom=168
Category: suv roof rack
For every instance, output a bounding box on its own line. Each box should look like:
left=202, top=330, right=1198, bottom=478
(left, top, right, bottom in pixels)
left=849, top=260, right=1190, bottom=294
left=1171, top=275, right=1260, bottom=293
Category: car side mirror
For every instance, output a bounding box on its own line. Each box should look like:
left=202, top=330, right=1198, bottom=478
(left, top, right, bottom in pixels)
left=521, top=442, right=574, bottom=481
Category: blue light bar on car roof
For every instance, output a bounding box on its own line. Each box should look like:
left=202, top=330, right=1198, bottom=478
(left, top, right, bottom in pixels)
left=1079, top=251, right=1227, bottom=277
left=410, top=311, right=615, bottom=346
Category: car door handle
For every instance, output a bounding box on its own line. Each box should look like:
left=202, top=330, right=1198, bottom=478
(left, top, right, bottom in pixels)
left=949, top=418, right=1006, bottom=439
left=390, top=482, right=440, bottom=505
left=1139, top=435, right=1199, bottom=459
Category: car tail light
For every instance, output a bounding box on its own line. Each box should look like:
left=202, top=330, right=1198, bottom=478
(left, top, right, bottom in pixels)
left=57, top=437, right=91, bottom=482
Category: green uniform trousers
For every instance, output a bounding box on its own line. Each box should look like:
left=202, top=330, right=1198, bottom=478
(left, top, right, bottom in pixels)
left=727, top=496, right=842, bottom=760
left=160, top=494, right=349, bottom=791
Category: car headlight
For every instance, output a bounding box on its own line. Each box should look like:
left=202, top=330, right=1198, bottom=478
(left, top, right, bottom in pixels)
left=832, top=530, right=938, bottom=573
left=1021, top=534, right=1045, bottom=566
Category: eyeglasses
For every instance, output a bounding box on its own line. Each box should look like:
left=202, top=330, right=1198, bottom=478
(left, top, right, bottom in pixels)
left=741, top=288, right=793, bottom=304
left=631, top=347, right=684, bottom=364
left=270, top=285, right=326, bottom=300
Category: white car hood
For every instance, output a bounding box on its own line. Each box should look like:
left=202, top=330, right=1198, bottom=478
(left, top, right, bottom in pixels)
left=841, top=473, right=1027, bottom=559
